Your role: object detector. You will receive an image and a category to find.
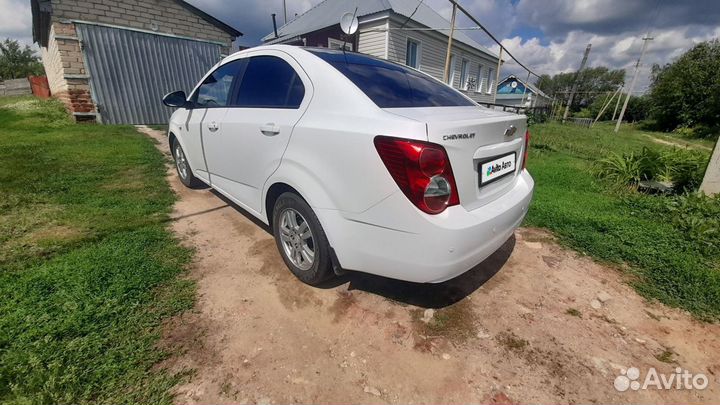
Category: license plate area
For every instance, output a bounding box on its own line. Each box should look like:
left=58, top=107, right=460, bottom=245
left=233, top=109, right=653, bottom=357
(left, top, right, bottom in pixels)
left=479, top=152, right=517, bottom=186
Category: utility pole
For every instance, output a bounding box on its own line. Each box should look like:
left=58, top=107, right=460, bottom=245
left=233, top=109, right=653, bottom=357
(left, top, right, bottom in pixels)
left=700, top=139, right=720, bottom=196
left=563, top=43, right=592, bottom=122
left=283, top=0, right=288, bottom=24
left=615, top=36, right=653, bottom=133
left=592, top=86, right=622, bottom=127
left=519, top=71, right=532, bottom=107
left=443, top=3, right=457, bottom=84
left=611, top=86, right=623, bottom=121
left=493, top=48, right=502, bottom=103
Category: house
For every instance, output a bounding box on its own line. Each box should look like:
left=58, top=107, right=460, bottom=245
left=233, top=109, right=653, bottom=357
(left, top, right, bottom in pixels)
left=496, top=74, right=551, bottom=108
left=262, top=0, right=500, bottom=103
left=31, top=0, right=242, bottom=124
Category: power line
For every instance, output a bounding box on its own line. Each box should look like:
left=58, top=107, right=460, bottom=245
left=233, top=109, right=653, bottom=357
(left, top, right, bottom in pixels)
left=447, top=0, right=541, bottom=79
left=399, top=0, right=424, bottom=30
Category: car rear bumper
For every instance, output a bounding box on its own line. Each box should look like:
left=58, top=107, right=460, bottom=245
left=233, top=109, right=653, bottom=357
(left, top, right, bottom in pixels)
left=316, top=170, right=535, bottom=283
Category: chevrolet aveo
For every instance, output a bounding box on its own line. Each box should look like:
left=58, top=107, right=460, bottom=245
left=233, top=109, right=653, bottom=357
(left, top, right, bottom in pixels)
left=163, top=45, right=534, bottom=286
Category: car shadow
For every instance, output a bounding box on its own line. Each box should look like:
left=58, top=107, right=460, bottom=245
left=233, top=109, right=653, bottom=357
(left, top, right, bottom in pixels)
left=209, top=189, right=273, bottom=233
left=322, top=236, right=515, bottom=309
left=209, top=188, right=514, bottom=309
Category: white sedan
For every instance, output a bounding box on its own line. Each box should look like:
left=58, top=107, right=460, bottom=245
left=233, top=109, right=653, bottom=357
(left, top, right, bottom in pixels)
left=163, top=45, right=534, bottom=285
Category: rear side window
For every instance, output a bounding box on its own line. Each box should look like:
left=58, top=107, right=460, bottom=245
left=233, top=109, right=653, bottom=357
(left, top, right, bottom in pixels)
left=308, top=49, right=474, bottom=108
left=195, top=60, right=242, bottom=107
left=234, top=55, right=305, bottom=108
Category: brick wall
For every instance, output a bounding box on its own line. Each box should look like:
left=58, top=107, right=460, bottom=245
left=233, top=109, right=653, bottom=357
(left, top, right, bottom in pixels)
left=49, top=0, right=233, bottom=49
left=41, top=22, right=95, bottom=118
left=40, top=25, right=66, bottom=95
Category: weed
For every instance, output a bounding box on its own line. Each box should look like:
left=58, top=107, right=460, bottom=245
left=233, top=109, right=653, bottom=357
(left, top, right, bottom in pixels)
left=496, top=330, right=529, bottom=352
left=565, top=308, right=582, bottom=318
left=655, top=349, right=676, bottom=364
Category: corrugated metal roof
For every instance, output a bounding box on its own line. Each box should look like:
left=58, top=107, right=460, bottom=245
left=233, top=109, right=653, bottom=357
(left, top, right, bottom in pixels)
left=262, top=0, right=496, bottom=59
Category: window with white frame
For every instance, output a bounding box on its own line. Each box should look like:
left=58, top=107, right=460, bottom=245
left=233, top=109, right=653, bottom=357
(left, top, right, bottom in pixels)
left=405, top=38, right=421, bottom=69
left=460, top=58, right=470, bottom=90
left=328, top=38, right=353, bottom=51
left=476, top=64, right=484, bottom=93
left=486, top=67, right=495, bottom=94
left=447, top=54, right=456, bottom=86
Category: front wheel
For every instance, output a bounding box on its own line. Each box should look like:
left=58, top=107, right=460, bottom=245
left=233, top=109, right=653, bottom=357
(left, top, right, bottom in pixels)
left=272, top=192, right=333, bottom=285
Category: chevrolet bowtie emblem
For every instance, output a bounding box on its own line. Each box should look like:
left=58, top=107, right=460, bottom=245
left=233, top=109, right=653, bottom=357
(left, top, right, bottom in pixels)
left=504, top=125, right=517, bottom=137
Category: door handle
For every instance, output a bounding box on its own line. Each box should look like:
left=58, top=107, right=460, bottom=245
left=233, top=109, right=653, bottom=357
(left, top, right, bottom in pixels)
left=207, top=121, right=219, bottom=132
left=260, top=123, right=280, bottom=136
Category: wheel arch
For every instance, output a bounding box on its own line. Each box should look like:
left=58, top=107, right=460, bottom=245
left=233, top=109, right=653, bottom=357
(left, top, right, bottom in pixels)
left=263, top=180, right=345, bottom=276
left=265, top=182, right=302, bottom=224
left=168, top=131, right=178, bottom=151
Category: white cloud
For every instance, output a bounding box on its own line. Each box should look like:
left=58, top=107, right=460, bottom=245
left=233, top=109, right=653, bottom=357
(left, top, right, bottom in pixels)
left=491, top=24, right=720, bottom=94
left=0, top=0, right=34, bottom=47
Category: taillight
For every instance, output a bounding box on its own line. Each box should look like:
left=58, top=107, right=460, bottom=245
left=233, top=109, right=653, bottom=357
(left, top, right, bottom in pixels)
left=522, top=130, right=531, bottom=170
left=374, top=136, right=459, bottom=214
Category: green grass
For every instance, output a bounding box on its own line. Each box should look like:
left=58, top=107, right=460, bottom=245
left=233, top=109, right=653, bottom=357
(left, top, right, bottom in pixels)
left=0, top=96, right=193, bottom=404
left=526, top=121, right=720, bottom=321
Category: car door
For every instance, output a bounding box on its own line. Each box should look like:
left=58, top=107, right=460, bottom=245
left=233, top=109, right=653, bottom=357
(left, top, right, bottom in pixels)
left=202, top=51, right=312, bottom=215
left=184, top=59, right=244, bottom=183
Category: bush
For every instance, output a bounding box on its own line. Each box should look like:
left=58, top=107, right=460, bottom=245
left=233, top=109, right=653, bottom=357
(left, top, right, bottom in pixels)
left=673, top=125, right=720, bottom=140
left=596, top=151, right=644, bottom=187
left=526, top=109, right=549, bottom=126
left=595, top=147, right=708, bottom=192
left=664, top=193, right=720, bottom=254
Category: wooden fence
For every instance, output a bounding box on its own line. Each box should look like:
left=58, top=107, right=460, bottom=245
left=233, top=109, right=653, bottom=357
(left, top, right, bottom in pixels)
left=477, top=101, right=551, bottom=116
left=0, top=78, right=32, bottom=96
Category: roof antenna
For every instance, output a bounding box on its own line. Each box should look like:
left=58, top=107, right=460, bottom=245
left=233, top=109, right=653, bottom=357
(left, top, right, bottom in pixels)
left=271, top=13, right=279, bottom=39
left=339, top=7, right=359, bottom=55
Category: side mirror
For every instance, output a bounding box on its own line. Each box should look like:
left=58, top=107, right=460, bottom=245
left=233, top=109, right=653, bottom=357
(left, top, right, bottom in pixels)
left=163, top=90, right=189, bottom=108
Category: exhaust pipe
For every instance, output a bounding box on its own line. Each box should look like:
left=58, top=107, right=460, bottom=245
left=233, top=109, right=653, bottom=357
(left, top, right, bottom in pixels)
left=271, top=13, right=279, bottom=38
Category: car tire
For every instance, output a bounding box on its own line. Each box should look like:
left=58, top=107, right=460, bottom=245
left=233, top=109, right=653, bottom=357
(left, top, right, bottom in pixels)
left=171, top=139, right=203, bottom=188
left=272, top=192, right=333, bottom=286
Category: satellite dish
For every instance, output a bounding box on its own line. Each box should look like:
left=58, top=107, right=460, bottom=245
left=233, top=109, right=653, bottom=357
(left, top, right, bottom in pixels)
left=340, top=12, right=359, bottom=35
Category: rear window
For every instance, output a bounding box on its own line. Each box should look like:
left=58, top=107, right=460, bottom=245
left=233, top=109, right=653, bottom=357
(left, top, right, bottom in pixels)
left=307, top=49, right=474, bottom=108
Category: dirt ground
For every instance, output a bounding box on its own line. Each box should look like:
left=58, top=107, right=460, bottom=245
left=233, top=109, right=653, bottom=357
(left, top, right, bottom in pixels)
left=139, top=127, right=720, bottom=405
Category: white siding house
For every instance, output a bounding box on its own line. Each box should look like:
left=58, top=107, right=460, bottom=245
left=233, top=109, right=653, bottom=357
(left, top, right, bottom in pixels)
left=262, top=0, right=499, bottom=103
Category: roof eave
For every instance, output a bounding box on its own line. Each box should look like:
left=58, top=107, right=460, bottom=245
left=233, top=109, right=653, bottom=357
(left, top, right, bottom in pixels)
left=175, top=0, right=243, bottom=38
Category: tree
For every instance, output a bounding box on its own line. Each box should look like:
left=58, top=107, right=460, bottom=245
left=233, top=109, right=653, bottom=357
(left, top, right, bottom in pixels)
left=0, top=38, right=44, bottom=80
left=648, top=39, right=720, bottom=137
left=536, top=67, right=625, bottom=114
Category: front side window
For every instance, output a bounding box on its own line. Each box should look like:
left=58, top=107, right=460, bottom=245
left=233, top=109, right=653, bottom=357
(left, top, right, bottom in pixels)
left=235, top=55, right=305, bottom=108
left=195, top=60, right=242, bottom=107
left=308, top=49, right=474, bottom=108
left=406, top=39, right=420, bottom=69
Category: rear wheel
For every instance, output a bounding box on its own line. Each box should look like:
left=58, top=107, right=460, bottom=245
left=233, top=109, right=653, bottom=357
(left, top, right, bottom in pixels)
left=172, top=139, right=203, bottom=188
left=272, top=192, right=333, bottom=285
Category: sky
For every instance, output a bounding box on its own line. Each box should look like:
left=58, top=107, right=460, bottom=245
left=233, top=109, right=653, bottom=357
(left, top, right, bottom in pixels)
left=3, top=0, right=720, bottom=93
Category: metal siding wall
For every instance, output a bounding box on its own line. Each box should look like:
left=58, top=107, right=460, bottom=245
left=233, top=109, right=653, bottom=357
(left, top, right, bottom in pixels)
left=77, top=24, right=221, bottom=124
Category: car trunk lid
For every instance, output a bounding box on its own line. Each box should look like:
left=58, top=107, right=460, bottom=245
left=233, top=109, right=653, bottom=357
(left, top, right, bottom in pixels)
left=384, top=106, right=528, bottom=211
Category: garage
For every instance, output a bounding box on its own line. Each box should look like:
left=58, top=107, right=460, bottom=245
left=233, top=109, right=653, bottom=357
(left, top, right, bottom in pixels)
left=77, top=23, right=222, bottom=124
left=31, top=0, right=242, bottom=124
